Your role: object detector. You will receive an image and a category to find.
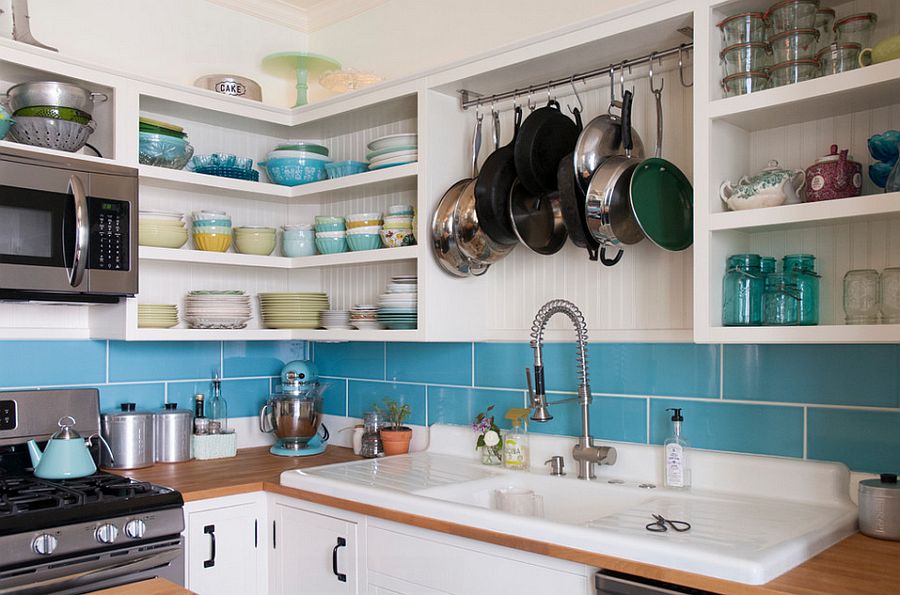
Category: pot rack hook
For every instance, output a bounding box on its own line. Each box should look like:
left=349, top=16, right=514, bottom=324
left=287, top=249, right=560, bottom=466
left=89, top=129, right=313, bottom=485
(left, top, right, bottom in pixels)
left=547, top=82, right=554, bottom=105
left=678, top=44, right=694, bottom=88
left=649, top=51, right=664, bottom=94
left=567, top=74, right=584, bottom=116
left=527, top=86, right=536, bottom=111
left=620, top=59, right=633, bottom=96
left=608, top=64, right=616, bottom=105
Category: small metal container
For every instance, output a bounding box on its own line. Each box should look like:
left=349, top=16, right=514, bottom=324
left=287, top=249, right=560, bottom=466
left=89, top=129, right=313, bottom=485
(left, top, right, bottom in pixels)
left=101, top=403, right=154, bottom=469
left=859, top=474, right=900, bottom=541
left=193, top=74, right=262, bottom=101
left=154, top=403, right=193, bottom=463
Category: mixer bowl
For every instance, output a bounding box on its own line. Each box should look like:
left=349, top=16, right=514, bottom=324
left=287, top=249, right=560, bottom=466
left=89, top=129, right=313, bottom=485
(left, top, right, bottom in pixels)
left=259, top=392, right=323, bottom=448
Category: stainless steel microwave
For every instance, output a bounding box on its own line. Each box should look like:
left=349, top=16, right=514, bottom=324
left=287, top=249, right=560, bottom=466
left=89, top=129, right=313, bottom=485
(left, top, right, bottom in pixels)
left=0, top=145, right=138, bottom=303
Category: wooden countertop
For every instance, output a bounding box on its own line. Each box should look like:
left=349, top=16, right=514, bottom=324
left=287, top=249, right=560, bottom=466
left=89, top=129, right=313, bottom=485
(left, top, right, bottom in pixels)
left=88, top=578, right=193, bottom=595
left=117, top=447, right=900, bottom=594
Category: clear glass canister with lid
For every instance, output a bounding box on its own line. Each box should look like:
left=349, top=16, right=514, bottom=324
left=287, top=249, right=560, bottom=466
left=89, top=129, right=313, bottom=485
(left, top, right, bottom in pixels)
left=764, top=273, right=800, bottom=325
left=881, top=267, right=900, bottom=324
left=784, top=254, right=820, bottom=325
left=843, top=269, right=880, bottom=324
left=723, top=254, right=764, bottom=326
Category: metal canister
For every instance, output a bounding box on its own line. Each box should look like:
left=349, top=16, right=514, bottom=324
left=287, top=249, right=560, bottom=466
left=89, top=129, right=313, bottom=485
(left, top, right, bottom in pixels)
left=100, top=403, right=155, bottom=469
left=154, top=403, right=193, bottom=463
left=859, top=473, right=900, bottom=541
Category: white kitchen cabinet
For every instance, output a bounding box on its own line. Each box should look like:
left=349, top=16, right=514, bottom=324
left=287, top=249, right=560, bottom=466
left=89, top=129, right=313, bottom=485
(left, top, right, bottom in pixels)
left=269, top=497, right=363, bottom=595
left=184, top=494, right=266, bottom=595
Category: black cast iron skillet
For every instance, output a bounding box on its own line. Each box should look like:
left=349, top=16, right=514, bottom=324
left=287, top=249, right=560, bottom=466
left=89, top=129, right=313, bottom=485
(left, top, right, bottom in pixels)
left=474, top=105, right=522, bottom=245
left=514, top=99, right=579, bottom=195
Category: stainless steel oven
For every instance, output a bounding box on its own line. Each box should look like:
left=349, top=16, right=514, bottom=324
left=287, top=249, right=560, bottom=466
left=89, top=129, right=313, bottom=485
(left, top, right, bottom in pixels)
left=0, top=145, right=137, bottom=303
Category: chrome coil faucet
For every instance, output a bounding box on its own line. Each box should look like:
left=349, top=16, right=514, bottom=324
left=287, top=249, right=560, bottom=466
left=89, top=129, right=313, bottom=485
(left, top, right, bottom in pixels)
left=526, top=299, right=617, bottom=480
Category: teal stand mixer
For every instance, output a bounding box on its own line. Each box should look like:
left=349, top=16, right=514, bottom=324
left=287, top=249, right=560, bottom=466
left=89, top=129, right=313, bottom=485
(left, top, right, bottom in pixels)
left=259, top=360, right=329, bottom=457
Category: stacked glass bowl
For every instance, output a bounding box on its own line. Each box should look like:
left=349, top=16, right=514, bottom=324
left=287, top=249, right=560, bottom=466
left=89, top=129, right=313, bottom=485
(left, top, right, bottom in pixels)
left=718, top=11, right=771, bottom=96
left=138, top=117, right=194, bottom=169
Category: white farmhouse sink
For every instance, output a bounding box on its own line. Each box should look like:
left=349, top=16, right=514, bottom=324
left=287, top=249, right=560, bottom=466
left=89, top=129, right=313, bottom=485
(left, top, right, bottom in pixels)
left=281, top=424, right=858, bottom=585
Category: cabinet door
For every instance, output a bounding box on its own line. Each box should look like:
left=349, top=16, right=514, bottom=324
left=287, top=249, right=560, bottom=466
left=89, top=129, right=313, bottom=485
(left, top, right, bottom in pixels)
left=272, top=503, right=358, bottom=595
left=187, top=503, right=260, bottom=595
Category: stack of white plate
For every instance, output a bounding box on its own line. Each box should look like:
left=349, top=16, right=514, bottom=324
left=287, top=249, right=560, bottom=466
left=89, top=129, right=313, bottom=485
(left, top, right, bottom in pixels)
left=350, top=305, right=380, bottom=330
left=376, top=275, right=417, bottom=329
left=258, top=292, right=329, bottom=329
left=320, top=310, right=351, bottom=330
left=366, top=133, right=417, bottom=171
left=183, top=291, right=252, bottom=329
left=137, top=304, right=178, bottom=329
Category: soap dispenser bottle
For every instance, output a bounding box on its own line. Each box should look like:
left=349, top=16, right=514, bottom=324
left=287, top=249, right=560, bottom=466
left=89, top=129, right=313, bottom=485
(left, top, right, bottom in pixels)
left=503, top=408, right=531, bottom=471
left=664, top=408, right=691, bottom=489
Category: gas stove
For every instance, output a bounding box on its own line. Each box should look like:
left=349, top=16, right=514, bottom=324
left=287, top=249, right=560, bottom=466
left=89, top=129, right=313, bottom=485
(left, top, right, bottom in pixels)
left=0, top=389, right=184, bottom=595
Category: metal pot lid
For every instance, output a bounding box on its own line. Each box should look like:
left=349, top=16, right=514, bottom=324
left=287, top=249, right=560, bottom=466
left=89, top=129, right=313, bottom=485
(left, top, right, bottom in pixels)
left=104, top=402, right=153, bottom=418
left=860, top=473, right=900, bottom=495
left=50, top=416, right=82, bottom=440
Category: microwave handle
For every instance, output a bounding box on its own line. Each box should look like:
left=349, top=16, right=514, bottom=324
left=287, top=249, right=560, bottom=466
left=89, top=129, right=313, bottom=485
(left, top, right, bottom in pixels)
left=67, top=175, right=89, bottom=287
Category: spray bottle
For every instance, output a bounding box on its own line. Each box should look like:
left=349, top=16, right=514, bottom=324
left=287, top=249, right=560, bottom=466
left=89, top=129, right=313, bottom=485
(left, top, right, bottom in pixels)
left=503, top=408, right=531, bottom=470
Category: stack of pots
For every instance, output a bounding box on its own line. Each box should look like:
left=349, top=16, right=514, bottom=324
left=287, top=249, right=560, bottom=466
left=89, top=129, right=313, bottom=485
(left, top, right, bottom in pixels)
left=4, top=81, right=107, bottom=152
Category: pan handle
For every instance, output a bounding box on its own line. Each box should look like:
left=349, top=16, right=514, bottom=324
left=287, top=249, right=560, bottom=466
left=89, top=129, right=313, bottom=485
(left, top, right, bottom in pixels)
left=587, top=245, right=599, bottom=261
left=572, top=106, right=583, bottom=133
left=599, top=247, right=623, bottom=266
left=513, top=105, right=523, bottom=138
left=621, top=90, right=634, bottom=158
left=491, top=107, right=501, bottom=150
left=472, top=110, right=483, bottom=177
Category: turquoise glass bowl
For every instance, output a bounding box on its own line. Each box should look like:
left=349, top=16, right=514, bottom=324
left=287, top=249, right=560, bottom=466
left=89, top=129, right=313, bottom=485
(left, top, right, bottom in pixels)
left=347, top=234, right=381, bottom=251
left=260, top=157, right=328, bottom=186
left=138, top=132, right=194, bottom=169
left=325, top=160, right=368, bottom=179
left=315, top=237, right=347, bottom=254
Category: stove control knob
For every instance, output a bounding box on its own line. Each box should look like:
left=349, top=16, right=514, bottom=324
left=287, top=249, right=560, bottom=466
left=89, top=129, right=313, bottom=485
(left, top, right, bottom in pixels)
left=31, top=534, right=58, bottom=555
left=95, top=523, right=119, bottom=544
left=124, top=519, right=146, bottom=539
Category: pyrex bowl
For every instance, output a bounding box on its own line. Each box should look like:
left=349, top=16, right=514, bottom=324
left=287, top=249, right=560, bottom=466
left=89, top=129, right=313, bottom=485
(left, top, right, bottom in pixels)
left=347, top=234, right=382, bottom=251
left=315, top=236, right=347, bottom=254
left=768, top=59, right=819, bottom=87
left=138, top=132, right=194, bottom=169
left=721, top=71, right=769, bottom=97
left=260, top=157, right=328, bottom=186
left=273, top=140, right=329, bottom=155
left=769, top=28, right=819, bottom=62
left=325, top=160, right=368, bottom=179
left=193, top=233, right=232, bottom=252
left=139, top=227, right=188, bottom=249
left=235, top=233, right=276, bottom=256
left=720, top=42, right=771, bottom=76
left=817, top=42, right=861, bottom=75
left=766, top=0, right=820, bottom=35
left=834, top=13, right=878, bottom=49
left=718, top=12, right=767, bottom=46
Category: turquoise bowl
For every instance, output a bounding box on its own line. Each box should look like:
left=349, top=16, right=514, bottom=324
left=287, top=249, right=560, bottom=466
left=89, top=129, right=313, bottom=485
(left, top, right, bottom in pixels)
left=192, top=218, right=232, bottom=227
left=315, top=237, right=347, bottom=254
left=315, top=222, right=345, bottom=232
left=347, top=234, right=381, bottom=251
left=260, top=157, right=328, bottom=186
left=139, top=132, right=194, bottom=169
left=0, top=117, right=13, bottom=140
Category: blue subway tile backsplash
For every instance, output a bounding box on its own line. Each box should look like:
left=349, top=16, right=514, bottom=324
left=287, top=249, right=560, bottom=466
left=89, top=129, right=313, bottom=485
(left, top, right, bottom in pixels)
left=0, top=338, right=896, bottom=473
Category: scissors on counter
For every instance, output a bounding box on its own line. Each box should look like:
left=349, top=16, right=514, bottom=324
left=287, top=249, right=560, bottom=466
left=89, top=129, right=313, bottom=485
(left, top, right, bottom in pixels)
left=645, top=513, right=691, bottom=533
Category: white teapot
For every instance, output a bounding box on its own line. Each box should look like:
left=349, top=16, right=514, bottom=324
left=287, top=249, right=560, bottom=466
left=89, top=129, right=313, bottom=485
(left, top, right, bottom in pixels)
left=720, top=160, right=805, bottom=211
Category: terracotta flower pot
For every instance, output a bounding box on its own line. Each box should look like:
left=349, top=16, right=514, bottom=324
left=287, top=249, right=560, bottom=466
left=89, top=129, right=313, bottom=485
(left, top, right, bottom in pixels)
left=381, top=427, right=412, bottom=455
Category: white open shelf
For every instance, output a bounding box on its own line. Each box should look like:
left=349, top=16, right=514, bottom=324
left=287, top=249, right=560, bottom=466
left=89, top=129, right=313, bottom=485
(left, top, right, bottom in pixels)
left=709, top=193, right=900, bottom=232
left=139, top=245, right=419, bottom=270
left=707, top=324, right=900, bottom=344
left=125, top=327, right=421, bottom=342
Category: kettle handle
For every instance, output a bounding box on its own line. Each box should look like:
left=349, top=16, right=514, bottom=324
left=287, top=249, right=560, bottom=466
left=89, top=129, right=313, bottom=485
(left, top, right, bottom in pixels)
left=258, top=403, right=274, bottom=434
left=88, top=433, right=115, bottom=467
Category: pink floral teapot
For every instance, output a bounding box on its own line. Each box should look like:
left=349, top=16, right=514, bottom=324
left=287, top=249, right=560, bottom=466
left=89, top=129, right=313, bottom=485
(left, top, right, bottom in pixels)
left=804, top=144, right=862, bottom=202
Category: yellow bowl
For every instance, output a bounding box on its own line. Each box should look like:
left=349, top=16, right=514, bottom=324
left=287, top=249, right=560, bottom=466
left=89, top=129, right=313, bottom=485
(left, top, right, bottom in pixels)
left=139, top=227, right=188, bottom=249
left=193, top=232, right=232, bottom=252
left=347, top=219, right=383, bottom=229
left=235, top=235, right=276, bottom=255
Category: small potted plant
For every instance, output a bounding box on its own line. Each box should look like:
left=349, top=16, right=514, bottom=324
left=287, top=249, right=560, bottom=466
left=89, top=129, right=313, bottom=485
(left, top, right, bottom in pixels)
left=379, top=397, right=412, bottom=455
left=473, top=405, right=502, bottom=465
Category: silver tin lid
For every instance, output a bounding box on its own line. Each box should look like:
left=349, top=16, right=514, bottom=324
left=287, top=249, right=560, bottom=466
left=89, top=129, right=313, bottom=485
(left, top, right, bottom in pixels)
left=860, top=473, right=900, bottom=500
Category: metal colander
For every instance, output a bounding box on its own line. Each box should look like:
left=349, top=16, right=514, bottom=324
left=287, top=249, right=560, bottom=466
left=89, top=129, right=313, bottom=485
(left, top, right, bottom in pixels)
left=9, top=116, right=94, bottom=152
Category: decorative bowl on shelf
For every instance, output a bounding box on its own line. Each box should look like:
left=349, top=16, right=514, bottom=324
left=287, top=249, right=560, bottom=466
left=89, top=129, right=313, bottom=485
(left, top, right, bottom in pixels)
left=347, top=233, right=381, bottom=251
left=380, top=228, right=414, bottom=248
left=260, top=156, right=329, bottom=186
left=138, top=131, right=194, bottom=169
left=139, top=226, right=189, bottom=249
left=234, top=227, right=277, bottom=255
left=193, top=232, right=232, bottom=252
left=325, top=160, right=369, bottom=179
left=315, top=236, right=347, bottom=254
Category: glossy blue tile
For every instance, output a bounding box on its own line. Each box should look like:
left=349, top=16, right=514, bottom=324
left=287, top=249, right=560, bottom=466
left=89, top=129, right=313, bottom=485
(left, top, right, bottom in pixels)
left=315, top=342, right=384, bottom=380
left=223, top=341, right=306, bottom=378
left=347, top=380, right=426, bottom=425
left=648, top=399, right=803, bottom=457
left=724, top=344, right=900, bottom=407
left=808, top=408, right=900, bottom=472
left=475, top=343, right=718, bottom=398
left=386, top=343, right=471, bottom=386
left=528, top=394, right=647, bottom=443
left=427, top=386, right=524, bottom=428
left=109, top=341, right=220, bottom=382
left=97, top=383, right=165, bottom=413
left=167, top=378, right=270, bottom=418
left=0, top=340, right=106, bottom=388
left=321, top=379, right=347, bottom=416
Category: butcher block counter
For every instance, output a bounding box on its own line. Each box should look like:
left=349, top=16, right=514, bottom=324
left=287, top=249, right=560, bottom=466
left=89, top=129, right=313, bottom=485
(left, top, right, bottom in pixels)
left=88, top=578, right=193, bottom=594
left=117, top=447, right=900, bottom=594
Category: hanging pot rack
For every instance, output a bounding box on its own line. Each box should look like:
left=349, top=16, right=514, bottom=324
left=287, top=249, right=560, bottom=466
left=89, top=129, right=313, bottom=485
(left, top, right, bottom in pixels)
left=458, top=42, right=693, bottom=111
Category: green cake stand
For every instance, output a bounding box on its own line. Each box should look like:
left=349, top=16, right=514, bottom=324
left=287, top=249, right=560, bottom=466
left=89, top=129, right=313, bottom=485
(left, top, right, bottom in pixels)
left=262, top=52, right=341, bottom=107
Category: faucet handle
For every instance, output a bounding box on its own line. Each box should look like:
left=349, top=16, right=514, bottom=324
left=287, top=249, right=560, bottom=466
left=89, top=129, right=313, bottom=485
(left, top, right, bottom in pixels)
left=525, top=367, right=535, bottom=404
left=545, top=455, right=566, bottom=476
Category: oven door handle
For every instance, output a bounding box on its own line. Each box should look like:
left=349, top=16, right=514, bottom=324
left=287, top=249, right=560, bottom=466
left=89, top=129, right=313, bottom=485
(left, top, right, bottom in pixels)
left=66, top=174, right=89, bottom=288
left=0, top=545, right=182, bottom=595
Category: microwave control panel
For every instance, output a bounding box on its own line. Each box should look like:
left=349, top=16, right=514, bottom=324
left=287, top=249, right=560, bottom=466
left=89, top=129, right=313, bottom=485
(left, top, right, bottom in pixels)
left=89, top=198, right=130, bottom=271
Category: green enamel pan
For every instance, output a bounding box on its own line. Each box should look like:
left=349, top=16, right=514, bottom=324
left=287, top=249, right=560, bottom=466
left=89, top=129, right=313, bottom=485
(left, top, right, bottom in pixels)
left=629, top=80, right=693, bottom=252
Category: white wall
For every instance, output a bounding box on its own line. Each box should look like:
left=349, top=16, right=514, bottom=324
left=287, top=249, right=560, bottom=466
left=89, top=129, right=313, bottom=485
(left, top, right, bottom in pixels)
left=2, top=0, right=308, bottom=106
left=309, top=0, right=644, bottom=81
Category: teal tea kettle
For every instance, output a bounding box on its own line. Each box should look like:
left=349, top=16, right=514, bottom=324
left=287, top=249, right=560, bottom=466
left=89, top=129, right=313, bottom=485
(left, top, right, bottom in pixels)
left=27, top=416, right=106, bottom=479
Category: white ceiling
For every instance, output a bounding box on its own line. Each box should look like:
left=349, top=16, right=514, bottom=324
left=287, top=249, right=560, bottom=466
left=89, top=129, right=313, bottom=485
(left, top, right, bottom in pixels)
left=205, top=0, right=386, bottom=32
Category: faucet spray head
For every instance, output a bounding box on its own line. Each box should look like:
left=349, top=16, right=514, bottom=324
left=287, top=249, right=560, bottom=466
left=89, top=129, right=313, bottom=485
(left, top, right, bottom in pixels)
left=525, top=367, right=553, bottom=422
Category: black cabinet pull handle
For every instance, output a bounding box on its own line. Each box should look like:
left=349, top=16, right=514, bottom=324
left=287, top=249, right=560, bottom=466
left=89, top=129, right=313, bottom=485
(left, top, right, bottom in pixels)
left=203, top=524, right=216, bottom=568
left=332, top=537, right=347, bottom=582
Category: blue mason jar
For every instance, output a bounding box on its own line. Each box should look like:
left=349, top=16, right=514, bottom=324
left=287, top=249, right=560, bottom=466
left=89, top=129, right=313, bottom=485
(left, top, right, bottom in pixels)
left=783, top=254, right=819, bottom=325
left=722, top=254, right=764, bottom=326
left=764, top=273, right=800, bottom=325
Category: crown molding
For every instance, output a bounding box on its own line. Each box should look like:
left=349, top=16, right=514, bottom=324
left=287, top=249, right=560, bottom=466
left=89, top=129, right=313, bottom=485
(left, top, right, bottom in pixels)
left=203, top=0, right=387, bottom=33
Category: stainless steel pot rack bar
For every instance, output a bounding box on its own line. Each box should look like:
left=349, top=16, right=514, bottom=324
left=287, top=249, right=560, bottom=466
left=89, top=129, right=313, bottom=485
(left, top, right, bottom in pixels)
left=458, top=42, right=693, bottom=110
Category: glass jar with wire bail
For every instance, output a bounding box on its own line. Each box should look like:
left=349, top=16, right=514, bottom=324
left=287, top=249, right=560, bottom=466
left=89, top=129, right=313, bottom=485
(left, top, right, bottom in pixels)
left=723, top=254, right=764, bottom=326
left=764, top=273, right=800, bottom=325
left=783, top=254, right=820, bottom=325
